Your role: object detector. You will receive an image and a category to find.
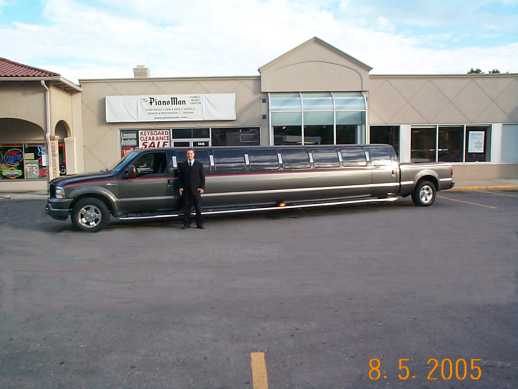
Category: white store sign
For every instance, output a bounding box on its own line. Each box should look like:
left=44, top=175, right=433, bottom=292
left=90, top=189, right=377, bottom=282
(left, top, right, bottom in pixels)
left=106, top=94, right=236, bottom=123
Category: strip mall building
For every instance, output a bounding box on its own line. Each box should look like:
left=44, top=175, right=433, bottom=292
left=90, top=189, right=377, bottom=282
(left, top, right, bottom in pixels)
left=1, top=37, right=518, bottom=192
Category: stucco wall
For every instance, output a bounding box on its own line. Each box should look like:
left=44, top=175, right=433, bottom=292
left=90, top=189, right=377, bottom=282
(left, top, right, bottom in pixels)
left=368, top=74, right=518, bottom=125
left=260, top=38, right=370, bottom=92
left=0, top=118, right=44, bottom=143
left=49, top=85, right=74, bottom=136
left=0, top=82, right=45, bottom=128
left=79, top=77, right=265, bottom=172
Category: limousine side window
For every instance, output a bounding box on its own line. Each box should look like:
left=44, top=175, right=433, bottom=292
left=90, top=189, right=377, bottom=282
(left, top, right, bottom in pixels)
left=340, top=148, right=367, bottom=166
left=213, top=149, right=246, bottom=173
left=312, top=149, right=340, bottom=168
left=193, top=149, right=211, bottom=171
left=133, top=151, right=167, bottom=176
left=247, top=149, right=279, bottom=171
left=174, top=149, right=210, bottom=172
left=281, top=149, right=311, bottom=169
left=369, top=146, right=397, bottom=166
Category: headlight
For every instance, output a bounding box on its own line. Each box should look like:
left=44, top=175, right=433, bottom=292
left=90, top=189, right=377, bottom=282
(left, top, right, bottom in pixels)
left=55, top=186, right=65, bottom=199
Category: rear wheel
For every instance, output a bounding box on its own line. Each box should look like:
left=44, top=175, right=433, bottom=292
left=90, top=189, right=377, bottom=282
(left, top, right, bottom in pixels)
left=412, top=180, right=436, bottom=207
left=72, top=197, right=110, bottom=232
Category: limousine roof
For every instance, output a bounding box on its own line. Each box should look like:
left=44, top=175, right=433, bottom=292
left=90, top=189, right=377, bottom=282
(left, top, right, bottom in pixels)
left=137, top=144, right=393, bottom=152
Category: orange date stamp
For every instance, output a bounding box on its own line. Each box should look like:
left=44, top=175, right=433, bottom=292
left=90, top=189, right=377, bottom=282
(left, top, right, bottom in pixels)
left=368, top=357, right=483, bottom=382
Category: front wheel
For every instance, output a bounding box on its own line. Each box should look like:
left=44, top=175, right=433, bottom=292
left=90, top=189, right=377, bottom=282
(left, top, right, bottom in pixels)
left=72, top=197, right=110, bottom=232
left=412, top=180, right=436, bottom=207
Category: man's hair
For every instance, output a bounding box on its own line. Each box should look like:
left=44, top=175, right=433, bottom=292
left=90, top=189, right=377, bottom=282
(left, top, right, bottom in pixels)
left=186, top=148, right=194, bottom=153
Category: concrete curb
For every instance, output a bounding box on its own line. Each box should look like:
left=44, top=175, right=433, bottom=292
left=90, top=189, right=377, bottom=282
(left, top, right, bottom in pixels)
left=448, top=185, right=518, bottom=192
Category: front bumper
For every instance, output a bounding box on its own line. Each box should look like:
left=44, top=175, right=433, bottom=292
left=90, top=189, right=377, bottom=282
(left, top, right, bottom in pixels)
left=45, top=198, right=73, bottom=220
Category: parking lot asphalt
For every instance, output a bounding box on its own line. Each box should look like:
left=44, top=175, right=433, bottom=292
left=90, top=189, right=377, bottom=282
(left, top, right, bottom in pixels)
left=0, top=191, right=517, bottom=388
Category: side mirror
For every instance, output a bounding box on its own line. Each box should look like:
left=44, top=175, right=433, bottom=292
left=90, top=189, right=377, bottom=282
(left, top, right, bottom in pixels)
left=127, top=165, right=137, bottom=178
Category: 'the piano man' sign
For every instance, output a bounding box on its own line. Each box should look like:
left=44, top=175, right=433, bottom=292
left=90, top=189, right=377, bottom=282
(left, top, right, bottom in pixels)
left=105, top=94, right=236, bottom=123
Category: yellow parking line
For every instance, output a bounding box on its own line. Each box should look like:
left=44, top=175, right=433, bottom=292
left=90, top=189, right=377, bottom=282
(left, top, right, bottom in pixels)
left=250, top=352, right=269, bottom=389
left=439, top=195, right=497, bottom=209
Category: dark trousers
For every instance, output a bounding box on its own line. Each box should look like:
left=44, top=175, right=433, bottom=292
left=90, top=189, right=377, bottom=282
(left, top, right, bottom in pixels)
left=182, top=189, right=203, bottom=227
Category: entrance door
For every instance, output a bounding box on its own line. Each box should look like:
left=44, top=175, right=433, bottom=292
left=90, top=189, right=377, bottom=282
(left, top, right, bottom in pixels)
left=172, top=139, right=210, bottom=147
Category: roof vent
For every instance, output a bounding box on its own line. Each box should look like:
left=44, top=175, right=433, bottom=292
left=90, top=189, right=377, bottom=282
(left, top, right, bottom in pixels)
left=133, top=65, right=149, bottom=78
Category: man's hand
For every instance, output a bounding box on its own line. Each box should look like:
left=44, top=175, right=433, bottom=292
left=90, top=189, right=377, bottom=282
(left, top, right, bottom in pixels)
left=179, top=188, right=184, bottom=195
left=197, top=188, right=204, bottom=194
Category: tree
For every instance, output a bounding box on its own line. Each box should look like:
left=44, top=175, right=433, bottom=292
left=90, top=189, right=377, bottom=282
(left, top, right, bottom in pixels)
left=467, top=68, right=483, bottom=74
left=488, top=69, right=501, bottom=74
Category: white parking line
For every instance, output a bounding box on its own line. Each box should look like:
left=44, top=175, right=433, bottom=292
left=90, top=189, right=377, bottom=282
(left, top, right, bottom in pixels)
left=439, top=195, right=497, bottom=209
left=475, top=190, right=518, bottom=199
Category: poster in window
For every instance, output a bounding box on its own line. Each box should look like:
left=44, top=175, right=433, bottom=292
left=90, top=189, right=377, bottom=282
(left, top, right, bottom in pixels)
left=468, top=131, right=485, bottom=153
left=24, top=159, right=40, bottom=179
left=0, top=146, right=24, bottom=179
left=138, top=129, right=171, bottom=149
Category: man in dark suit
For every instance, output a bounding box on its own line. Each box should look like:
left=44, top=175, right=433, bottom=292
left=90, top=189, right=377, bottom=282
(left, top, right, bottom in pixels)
left=177, top=148, right=205, bottom=229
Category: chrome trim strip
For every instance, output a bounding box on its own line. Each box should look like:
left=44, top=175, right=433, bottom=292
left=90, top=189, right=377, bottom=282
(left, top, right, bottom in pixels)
left=440, top=178, right=453, bottom=182
left=400, top=180, right=414, bottom=185
left=119, top=196, right=173, bottom=202
left=118, top=197, right=400, bottom=221
left=202, top=182, right=400, bottom=197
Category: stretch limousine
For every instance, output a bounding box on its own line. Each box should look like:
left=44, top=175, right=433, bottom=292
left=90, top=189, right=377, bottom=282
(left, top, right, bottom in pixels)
left=46, top=145, right=454, bottom=231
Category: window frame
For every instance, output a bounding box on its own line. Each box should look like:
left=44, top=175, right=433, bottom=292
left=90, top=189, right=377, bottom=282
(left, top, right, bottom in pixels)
left=132, top=150, right=168, bottom=177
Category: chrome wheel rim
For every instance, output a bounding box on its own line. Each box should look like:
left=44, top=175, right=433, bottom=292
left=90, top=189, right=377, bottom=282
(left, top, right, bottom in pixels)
left=78, top=205, right=102, bottom=228
left=419, top=185, right=434, bottom=204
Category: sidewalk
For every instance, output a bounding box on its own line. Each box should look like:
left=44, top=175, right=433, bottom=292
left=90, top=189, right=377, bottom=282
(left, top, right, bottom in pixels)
left=1, top=179, right=518, bottom=200
left=448, top=178, right=518, bottom=192
left=0, top=191, right=48, bottom=200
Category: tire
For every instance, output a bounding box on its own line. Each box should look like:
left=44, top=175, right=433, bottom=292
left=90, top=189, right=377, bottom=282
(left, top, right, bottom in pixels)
left=71, top=197, right=111, bottom=232
left=412, top=180, right=436, bottom=207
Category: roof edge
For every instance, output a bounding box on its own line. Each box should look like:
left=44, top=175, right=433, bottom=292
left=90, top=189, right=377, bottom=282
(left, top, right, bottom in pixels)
left=259, top=36, right=373, bottom=72
left=0, top=57, right=60, bottom=77
left=0, top=76, right=82, bottom=92
left=79, top=75, right=261, bottom=83
left=370, top=73, right=518, bottom=78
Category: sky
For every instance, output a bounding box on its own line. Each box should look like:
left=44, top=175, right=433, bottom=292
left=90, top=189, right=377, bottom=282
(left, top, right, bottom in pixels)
left=0, top=0, right=517, bottom=82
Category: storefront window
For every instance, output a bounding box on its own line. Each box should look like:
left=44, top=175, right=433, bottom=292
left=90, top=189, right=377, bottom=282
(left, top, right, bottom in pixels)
left=411, top=127, right=436, bottom=163
left=0, top=144, right=48, bottom=180
left=370, top=126, right=400, bottom=156
left=410, top=124, right=492, bottom=163
left=272, top=112, right=302, bottom=145
left=438, top=126, right=463, bottom=162
left=211, top=128, right=260, bottom=146
left=303, top=111, right=333, bottom=145
left=172, top=128, right=210, bottom=139
left=269, top=92, right=366, bottom=145
left=336, top=111, right=364, bottom=144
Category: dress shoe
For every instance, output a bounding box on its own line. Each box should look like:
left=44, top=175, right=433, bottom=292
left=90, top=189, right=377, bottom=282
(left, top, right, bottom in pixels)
left=182, top=225, right=190, bottom=229
left=196, top=225, right=205, bottom=229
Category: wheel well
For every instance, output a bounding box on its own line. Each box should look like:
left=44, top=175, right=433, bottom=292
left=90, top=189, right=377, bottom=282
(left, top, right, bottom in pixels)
left=417, top=175, right=438, bottom=191
left=71, top=194, right=115, bottom=215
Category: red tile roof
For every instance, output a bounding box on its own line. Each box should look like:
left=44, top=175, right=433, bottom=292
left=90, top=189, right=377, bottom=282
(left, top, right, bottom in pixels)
left=0, top=57, right=60, bottom=77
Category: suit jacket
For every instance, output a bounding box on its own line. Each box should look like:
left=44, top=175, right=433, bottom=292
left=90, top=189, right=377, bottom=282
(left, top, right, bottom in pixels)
left=177, top=160, right=205, bottom=191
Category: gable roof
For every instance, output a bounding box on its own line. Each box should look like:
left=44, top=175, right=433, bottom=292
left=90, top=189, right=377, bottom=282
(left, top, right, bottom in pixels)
left=259, top=36, right=372, bottom=72
left=0, top=57, right=60, bottom=77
